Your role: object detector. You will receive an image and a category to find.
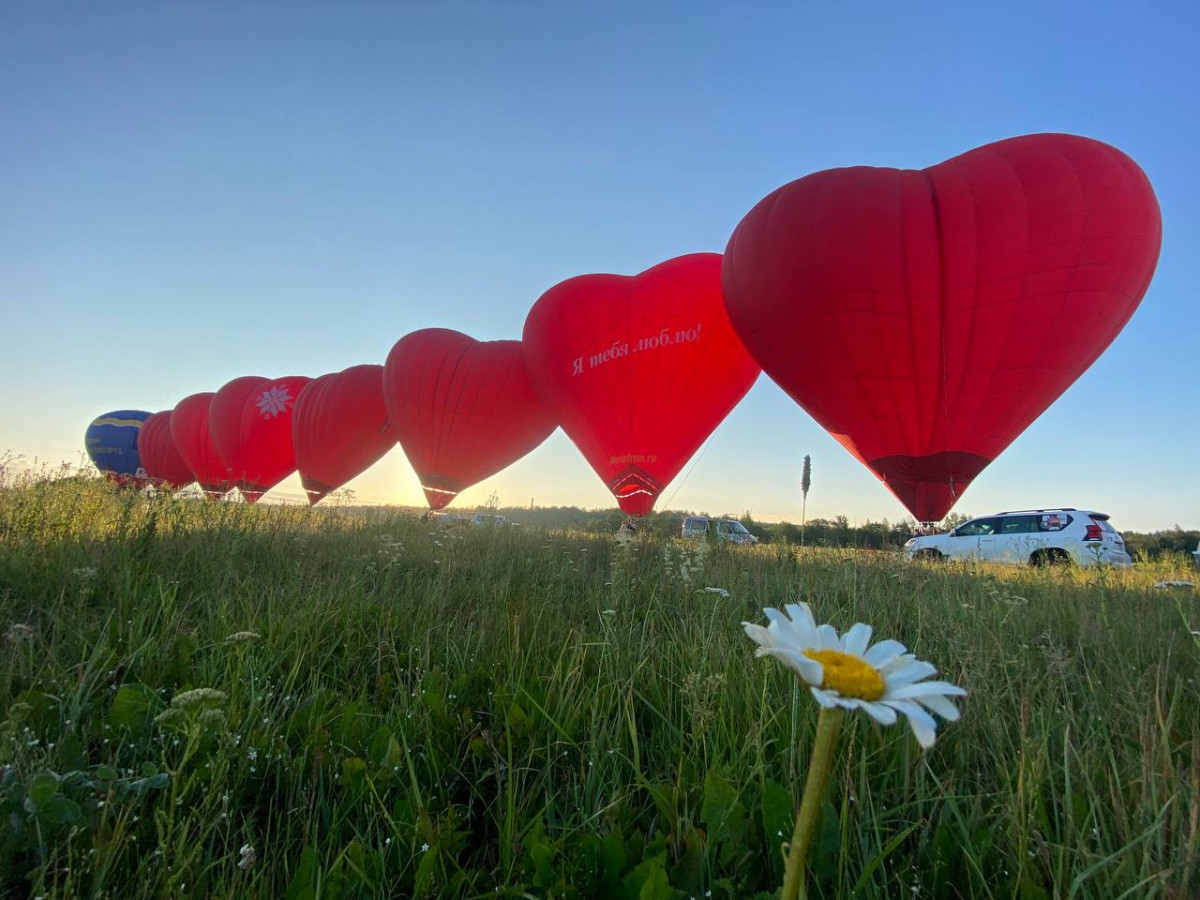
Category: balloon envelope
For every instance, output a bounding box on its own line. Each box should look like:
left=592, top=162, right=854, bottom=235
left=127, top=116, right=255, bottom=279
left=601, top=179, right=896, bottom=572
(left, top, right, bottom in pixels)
left=210, top=375, right=312, bottom=503
left=85, top=410, right=151, bottom=482
left=171, top=393, right=235, bottom=498
left=523, top=253, right=760, bottom=516
left=292, top=365, right=396, bottom=505
left=137, top=411, right=194, bottom=488
left=383, top=329, right=556, bottom=510
left=722, top=133, right=1162, bottom=521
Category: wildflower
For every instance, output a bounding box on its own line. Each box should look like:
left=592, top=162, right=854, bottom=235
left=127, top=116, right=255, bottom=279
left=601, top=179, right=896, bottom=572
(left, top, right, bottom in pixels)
left=421, top=843, right=430, bottom=852
left=170, top=688, right=228, bottom=709
left=237, top=843, right=256, bottom=869
left=5, top=623, right=35, bottom=644
left=602, top=609, right=617, bottom=616
left=197, top=708, right=226, bottom=727
left=702, top=587, right=730, bottom=598
left=225, top=631, right=262, bottom=645
left=745, top=602, right=964, bottom=900
left=744, top=602, right=964, bottom=748
left=72, top=567, right=98, bottom=579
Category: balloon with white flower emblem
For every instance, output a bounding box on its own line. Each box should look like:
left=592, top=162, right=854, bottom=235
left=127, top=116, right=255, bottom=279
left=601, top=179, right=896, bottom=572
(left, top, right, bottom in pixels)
left=210, top=374, right=312, bottom=503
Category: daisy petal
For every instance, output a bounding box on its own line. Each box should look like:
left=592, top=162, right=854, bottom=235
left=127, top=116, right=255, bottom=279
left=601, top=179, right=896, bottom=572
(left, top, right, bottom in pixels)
left=767, top=648, right=823, bottom=685
left=842, top=623, right=873, bottom=657
left=859, top=701, right=898, bottom=726
left=884, top=699, right=939, bottom=749
left=863, top=639, right=908, bottom=667
left=913, top=693, right=961, bottom=722
left=887, top=681, right=967, bottom=700
left=784, top=602, right=817, bottom=636
left=816, top=623, right=840, bottom=650
left=742, top=623, right=772, bottom=647
left=810, top=687, right=838, bottom=708
left=882, top=659, right=937, bottom=687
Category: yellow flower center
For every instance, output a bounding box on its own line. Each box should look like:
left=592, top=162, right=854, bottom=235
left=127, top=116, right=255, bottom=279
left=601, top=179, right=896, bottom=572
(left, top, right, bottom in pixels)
left=804, top=649, right=886, bottom=701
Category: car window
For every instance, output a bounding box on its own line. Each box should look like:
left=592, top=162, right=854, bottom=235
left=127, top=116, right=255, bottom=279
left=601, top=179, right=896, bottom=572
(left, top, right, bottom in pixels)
left=955, top=518, right=1000, bottom=536
left=728, top=522, right=749, bottom=534
left=1038, top=513, right=1073, bottom=532
left=1000, top=515, right=1037, bottom=534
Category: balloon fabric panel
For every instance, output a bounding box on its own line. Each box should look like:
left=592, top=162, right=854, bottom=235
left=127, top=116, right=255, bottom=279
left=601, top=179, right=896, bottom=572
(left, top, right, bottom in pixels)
left=292, top=365, right=396, bottom=504
left=85, top=410, right=151, bottom=480
left=170, top=393, right=234, bottom=497
left=210, top=375, right=311, bottom=503
left=722, top=134, right=1161, bottom=521
left=523, top=253, right=760, bottom=516
left=384, top=330, right=557, bottom=510
left=137, top=411, right=194, bottom=488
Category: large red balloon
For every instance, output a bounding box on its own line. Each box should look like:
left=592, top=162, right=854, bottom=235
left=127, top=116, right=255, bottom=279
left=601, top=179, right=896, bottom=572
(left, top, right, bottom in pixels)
left=723, top=133, right=1162, bottom=522
left=383, top=330, right=556, bottom=510
left=138, top=411, right=194, bottom=488
left=170, top=393, right=235, bottom=498
left=292, top=365, right=396, bottom=505
left=210, top=375, right=312, bottom=503
left=523, top=253, right=760, bottom=516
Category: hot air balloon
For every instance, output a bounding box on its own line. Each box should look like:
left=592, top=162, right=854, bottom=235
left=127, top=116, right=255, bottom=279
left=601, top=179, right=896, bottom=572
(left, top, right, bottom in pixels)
left=522, top=253, right=760, bottom=516
left=171, top=393, right=235, bottom=498
left=85, top=410, right=151, bottom=484
left=383, top=329, right=556, bottom=510
left=722, top=133, right=1162, bottom=522
left=292, top=364, right=396, bottom=505
left=137, top=411, right=194, bottom=488
left=210, top=375, right=312, bottom=503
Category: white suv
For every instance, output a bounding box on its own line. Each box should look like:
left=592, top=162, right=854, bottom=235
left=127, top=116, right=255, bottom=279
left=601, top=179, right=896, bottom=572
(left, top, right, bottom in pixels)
left=904, top=508, right=1131, bottom=567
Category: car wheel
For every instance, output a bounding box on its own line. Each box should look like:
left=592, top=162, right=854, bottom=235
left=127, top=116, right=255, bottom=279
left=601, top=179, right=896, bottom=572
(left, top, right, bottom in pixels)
left=913, top=549, right=943, bottom=562
left=1030, top=548, right=1071, bottom=567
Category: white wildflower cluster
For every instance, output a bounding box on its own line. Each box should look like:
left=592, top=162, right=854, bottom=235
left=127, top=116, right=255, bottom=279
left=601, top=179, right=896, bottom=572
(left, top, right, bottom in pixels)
left=5, top=623, right=35, bottom=644
left=224, top=631, right=262, bottom=645
left=171, top=688, right=228, bottom=709
left=662, top=538, right=708, bottom=589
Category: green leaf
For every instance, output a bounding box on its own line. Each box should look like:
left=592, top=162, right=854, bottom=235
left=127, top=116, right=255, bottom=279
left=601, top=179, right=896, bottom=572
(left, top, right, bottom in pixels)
left=29, top=772, right=59, bottom=810
left=57, top=733, right=88, bottom=772
left=761, top=778, right=793, bottom=876
left=701, top=769, right=746, bottom=847
left=42, top=794, right=82, bottom=825
left=108, top=684, right=159, bottom=733
left=638, top=862, right=672, bottom=900
left=600, top=827, right=627, bottom=881
left=285, top=846, right=319, bottom=900
left=341, top=756, right=368, bottom=789
left=94, top=765, right=119, bottom=782
left=140, top=761, right=158, bottom=777
left=413, top=844, right=439, bottom=898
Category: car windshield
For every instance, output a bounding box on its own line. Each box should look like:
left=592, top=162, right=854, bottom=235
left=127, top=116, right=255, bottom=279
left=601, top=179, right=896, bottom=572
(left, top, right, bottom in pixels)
left=726, top=522, right=749, bottom=534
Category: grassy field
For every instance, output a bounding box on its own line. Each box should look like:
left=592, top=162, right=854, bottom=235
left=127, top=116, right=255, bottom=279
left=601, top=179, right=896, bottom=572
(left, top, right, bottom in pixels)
left=1, top=479, right=1198, bottom=899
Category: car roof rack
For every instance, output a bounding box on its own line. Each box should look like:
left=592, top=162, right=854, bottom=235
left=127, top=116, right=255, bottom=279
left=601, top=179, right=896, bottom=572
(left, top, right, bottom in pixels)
left=992, top=508, right=1077, bottom=515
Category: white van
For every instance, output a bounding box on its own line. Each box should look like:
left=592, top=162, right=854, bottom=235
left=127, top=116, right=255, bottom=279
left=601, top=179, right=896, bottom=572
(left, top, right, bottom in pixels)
left=681, top=517, right=759, bottom=544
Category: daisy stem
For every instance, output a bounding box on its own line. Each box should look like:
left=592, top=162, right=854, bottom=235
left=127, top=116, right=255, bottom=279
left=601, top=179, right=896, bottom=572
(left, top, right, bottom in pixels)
left=781, top=706, right=844, bottom=900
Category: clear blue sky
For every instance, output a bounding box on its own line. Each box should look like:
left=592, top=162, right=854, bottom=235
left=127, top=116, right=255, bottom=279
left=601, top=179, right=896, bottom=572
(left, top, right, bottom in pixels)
left=2, top=2, right=1196, bottom=531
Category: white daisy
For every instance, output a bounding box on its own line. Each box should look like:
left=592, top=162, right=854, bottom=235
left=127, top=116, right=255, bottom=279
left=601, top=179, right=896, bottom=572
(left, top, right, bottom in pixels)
left=744, top=602, right=965, bottom=748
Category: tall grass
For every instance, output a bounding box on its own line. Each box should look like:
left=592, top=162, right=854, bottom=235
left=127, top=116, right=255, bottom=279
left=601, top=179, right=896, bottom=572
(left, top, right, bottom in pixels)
left=1, top=479, right=1197, bottom=898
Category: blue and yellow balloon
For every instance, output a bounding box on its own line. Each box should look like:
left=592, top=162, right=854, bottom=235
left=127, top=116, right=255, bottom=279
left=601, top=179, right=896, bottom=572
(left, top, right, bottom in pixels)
left=85, top=410, right=152, bottom=482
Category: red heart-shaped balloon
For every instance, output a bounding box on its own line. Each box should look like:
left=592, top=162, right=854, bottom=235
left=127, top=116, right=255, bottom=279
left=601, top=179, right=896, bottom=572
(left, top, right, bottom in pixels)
left=138, top=410, right=194, bottom=489
left=170, top=392, right=235, bottom=498
left=723, top=133, right=1161, bottom=521
left=523, top=253, right=760, bottom=516
left=292, top=364, right=396, bottom=505
left=383, top=329, right=557, bottom=510
left=210, top=374, right=312, bottom=502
